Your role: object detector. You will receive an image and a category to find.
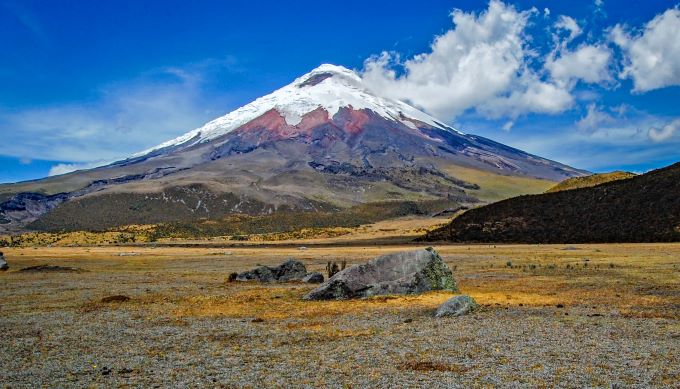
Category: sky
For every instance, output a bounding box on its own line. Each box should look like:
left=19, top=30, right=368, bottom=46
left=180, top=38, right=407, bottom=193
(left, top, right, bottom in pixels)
left=1, top=0, right=679, bottom=183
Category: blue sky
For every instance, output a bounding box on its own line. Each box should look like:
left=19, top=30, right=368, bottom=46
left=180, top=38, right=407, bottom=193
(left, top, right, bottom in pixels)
left=1, top=0, right=679, bottom=183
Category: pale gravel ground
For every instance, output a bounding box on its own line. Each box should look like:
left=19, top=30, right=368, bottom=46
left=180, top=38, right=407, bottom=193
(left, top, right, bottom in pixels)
left=1, top=245, right=679, bottom=388
left=2, top=305, right=678, bottom=387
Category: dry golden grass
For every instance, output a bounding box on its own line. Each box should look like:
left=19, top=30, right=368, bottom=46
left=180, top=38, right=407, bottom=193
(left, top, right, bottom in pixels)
left=0, top=215, right=449, bottom=247
left=5, top=242, right=676, bottom=320
left=0, top=224, right=157, bottom=247
left=174, top=287, right=454, bottom=321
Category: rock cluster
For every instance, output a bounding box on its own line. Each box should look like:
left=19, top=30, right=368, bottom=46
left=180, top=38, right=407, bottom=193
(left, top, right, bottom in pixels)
left=304, top=247, right=457, bottom=300
left=0, top=251, right=7, bottom=271
left=236, top=259, right=323, bottom=284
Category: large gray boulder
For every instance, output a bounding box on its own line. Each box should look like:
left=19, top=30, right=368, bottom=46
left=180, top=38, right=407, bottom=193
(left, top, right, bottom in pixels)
left=435, top=295, right=478, bottom=318
left=236, top=259, right=308, bottom=283
left=304, top=247, right=457, bottom=300
left=0, top=252, right=7, bottom=271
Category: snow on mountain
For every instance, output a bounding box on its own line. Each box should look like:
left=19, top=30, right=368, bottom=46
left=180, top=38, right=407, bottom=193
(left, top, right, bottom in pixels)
left=135, top=64, right=462, bottom=157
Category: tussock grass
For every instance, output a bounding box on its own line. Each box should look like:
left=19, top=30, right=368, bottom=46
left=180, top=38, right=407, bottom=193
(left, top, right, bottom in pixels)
left=174, top=287, right=455, bottom=321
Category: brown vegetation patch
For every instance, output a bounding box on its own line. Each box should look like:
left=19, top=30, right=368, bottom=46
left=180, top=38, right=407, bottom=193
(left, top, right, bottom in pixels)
left=18, top=264, right=85, bottom=273
left=400, top=360, right=470, bottom=373
left=101, top=295, right=131, bottom=303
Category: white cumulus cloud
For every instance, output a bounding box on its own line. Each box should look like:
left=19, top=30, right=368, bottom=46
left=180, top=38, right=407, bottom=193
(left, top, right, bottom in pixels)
left=611, top=7, right=680, bottom=92
left=361, top=1, right=622, bottom=121
left=546, top=44, right=612, bottom=88
left=362, top=1, right=576, bottom=120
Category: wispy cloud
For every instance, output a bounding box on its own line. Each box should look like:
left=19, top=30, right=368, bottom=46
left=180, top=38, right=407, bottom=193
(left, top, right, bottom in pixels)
left=2, top=1, right=49, bottom=44
left=0, top=58, right=240, bottom=167
left=503, top=107, right=680, bottom=171
left=576, top=104, right=616, bottom=132
left=48, top=161, right=109, bottom=177
left=648, top=119, right=680, bottom=142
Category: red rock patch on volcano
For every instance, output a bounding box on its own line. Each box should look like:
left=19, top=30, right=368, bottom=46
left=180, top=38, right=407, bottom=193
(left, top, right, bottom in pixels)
left=296, top=107, right=331, bottom=133
left=339, top=107, right=370, bottom=135
left=234, top=106, right=436, bottom=144
left=236, top=107, right=362, bottom=140
left=239, top=109, right=289, bottom=137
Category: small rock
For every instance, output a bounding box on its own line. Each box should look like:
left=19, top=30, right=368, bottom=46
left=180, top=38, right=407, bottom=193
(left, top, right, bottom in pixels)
left=101, top=295, right=131, bottom=303
left=251, top=317, right=265, bottom=323
left=434, top=295, right=479, bottom=318
left=403, top=318, right=413, bottom=323
left=556, top=304, right=565, bottom=308
left=302, top=272, right=324, bottom=283
left=0, top=252, right=8, bottom=271
left=227, top=272, right=238, bottom=282
left=100, top=367, right=112, bottom=375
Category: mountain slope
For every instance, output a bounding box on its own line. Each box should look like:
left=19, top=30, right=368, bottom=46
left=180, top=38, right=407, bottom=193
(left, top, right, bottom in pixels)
left=546, top=171, right=637, bottom=193
left=422, top=162, right=680, bottom=243
left=0, top=64, right=586, bottom=233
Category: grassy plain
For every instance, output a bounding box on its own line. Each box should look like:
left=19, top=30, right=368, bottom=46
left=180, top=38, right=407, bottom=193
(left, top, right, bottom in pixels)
left=1, top=237, right=678, bottom=387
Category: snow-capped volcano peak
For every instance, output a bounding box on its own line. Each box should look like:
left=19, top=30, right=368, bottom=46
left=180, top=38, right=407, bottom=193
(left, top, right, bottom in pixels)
left=1, top=65, right=588, bottom=234
left=135, top=64, right=461, bottom=157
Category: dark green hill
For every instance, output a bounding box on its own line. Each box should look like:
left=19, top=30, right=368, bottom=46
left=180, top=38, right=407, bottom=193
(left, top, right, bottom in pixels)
left=422, top=162, right=680, bottom=243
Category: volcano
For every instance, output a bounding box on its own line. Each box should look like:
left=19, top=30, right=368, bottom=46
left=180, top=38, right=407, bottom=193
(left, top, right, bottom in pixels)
left=0, top=64, right=586, bottom=233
